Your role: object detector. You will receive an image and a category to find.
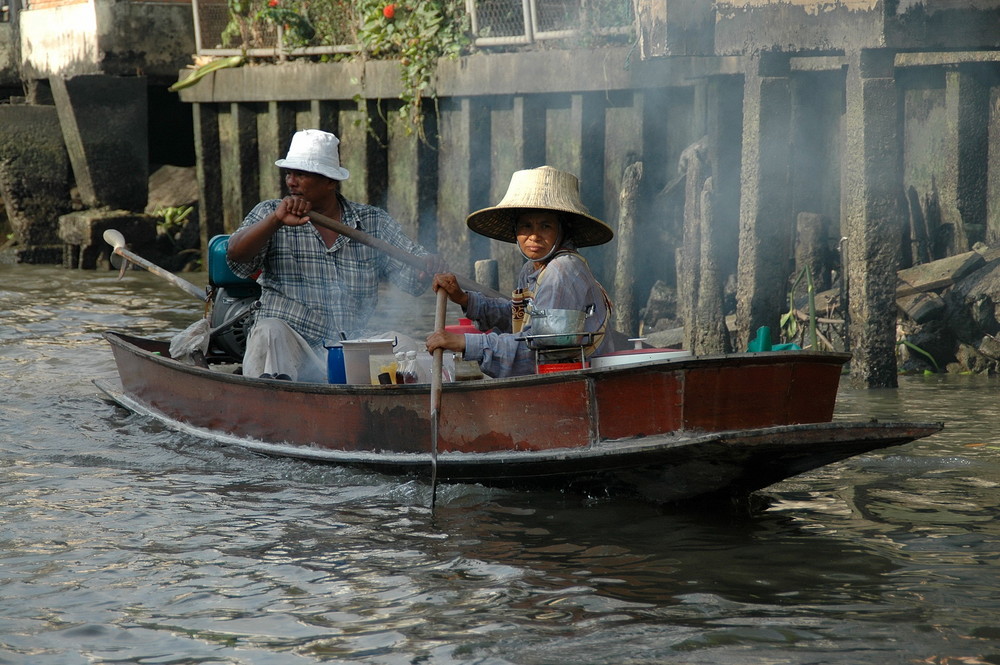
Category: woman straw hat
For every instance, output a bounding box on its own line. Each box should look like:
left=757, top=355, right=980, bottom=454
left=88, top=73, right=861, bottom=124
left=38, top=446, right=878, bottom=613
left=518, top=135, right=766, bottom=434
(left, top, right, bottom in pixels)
left=466, top=166, right=614, bottom=247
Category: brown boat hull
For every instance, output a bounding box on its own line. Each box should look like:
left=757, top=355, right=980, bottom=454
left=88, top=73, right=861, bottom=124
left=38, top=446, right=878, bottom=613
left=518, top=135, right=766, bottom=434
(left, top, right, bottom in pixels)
left=98, top=331, right=941, bottom=503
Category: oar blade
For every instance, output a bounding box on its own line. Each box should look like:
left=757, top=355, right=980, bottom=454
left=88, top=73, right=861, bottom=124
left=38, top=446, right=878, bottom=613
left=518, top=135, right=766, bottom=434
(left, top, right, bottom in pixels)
left=102, top=228, right=126, bottom=250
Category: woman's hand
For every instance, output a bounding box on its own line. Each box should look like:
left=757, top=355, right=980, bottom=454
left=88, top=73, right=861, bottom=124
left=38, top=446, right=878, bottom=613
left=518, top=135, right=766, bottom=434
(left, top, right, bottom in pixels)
left=432, top=273, right=469, bottom=309
left=426, top=330, right=466, bottom=354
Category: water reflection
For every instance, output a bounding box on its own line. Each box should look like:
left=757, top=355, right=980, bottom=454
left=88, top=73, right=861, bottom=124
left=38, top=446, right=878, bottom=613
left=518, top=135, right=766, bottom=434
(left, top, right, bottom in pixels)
left=5, top=262, right=1000, bottom=664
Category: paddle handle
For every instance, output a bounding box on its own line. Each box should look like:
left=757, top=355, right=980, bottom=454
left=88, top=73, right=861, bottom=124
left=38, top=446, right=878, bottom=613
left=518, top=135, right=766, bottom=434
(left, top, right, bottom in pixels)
left=429, top=287, right=448, bottom=511
left=305, top=210, right=505, bottom=299
left=430, top=288, right=448, bottom=412
left=102, top=229, right=208, bottom=302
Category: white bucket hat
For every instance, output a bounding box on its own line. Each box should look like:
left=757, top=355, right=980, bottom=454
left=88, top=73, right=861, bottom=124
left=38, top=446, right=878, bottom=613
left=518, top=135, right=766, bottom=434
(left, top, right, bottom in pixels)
left=466, top=166, right=613, bottom=247
left=274, top=129, right=350, bottom=181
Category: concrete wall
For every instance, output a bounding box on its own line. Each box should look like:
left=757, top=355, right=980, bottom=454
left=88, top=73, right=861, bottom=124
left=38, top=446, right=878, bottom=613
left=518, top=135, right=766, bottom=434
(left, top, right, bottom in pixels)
left=0, top=103, right=72, bottom=257
left=19, top=0, right=194, bottom=83
left=0, top=15, right=17, bottom=89
left=715, top=0, right=1000, bottom=54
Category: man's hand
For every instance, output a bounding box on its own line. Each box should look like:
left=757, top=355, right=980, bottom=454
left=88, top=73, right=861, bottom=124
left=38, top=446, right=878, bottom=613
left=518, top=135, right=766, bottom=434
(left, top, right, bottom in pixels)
left=416, top=255, right=449, bottom=284
left=274, top=195, right=313, bottom=227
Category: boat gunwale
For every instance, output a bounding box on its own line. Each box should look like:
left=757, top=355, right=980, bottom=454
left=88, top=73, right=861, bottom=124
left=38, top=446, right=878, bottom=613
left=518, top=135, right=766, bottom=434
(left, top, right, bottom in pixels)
left=103, top=329, right=852, bottom=395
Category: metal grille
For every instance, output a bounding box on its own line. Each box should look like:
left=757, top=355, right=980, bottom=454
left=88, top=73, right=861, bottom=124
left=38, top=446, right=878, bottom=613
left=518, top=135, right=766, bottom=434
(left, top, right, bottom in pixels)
left=468, top=0, right=633, bottom=45
left=535, top=0, right=581, bottom=33
left=194, top=0, right=269, bottom=52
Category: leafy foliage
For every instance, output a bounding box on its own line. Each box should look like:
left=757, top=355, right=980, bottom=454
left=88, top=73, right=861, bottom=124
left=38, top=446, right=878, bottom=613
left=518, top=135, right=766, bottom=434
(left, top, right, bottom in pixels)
left=355, top=0, right=471, bottom=137
left=218, top=0, right=470, bottom=139
left=222, top=0, right=315, bottom=50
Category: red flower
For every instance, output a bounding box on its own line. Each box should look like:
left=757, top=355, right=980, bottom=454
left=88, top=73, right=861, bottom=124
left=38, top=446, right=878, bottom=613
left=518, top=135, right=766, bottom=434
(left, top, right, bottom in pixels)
left=268, top=0, right=278, bottom=6
left=383, top=3, right=395, bottom=19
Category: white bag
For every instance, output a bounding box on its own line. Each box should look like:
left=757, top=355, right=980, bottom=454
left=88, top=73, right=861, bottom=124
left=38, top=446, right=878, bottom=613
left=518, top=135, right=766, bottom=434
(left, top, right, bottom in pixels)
left=169, top=318, right=211, bottom=364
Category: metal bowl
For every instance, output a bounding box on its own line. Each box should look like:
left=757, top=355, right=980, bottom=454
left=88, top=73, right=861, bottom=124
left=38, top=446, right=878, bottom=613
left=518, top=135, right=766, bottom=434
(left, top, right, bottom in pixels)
left=526, top=308, right=590, bottom=348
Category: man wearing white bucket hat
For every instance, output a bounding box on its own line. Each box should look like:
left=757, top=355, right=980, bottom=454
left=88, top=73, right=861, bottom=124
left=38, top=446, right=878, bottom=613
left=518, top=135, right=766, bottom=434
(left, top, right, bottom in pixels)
left=227, top=129, right=439, bottom=381
left=426, top=165, right=614, bottom=377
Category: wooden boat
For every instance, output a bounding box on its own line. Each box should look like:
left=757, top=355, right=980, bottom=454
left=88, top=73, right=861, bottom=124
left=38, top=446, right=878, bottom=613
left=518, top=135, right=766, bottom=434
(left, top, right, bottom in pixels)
left=96, top=330, right=941, bottom=504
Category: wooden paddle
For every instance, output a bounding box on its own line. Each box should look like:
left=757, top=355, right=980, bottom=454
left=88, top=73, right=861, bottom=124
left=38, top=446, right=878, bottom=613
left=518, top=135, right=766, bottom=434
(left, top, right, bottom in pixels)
left=305, top=210, right=505, bottom=299
left=429, top=287, right=447, bottom=511
left=103, top=229, right=208, bottom=302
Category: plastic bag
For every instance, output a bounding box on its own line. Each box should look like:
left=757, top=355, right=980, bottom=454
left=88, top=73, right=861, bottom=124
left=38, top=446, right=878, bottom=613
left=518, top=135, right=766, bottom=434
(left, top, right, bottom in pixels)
left=169, top=318, right=211, bottom=364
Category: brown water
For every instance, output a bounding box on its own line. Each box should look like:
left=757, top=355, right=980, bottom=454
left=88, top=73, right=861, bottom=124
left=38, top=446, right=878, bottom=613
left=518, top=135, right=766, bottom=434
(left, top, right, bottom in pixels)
left=2, top=263, right=1000, bottom=665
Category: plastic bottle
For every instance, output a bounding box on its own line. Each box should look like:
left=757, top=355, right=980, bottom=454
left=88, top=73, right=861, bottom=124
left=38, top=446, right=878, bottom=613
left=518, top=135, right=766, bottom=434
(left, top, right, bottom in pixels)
left=394, top=351, right=406, bottom=384
left=403, top=350, right=419, bottom=384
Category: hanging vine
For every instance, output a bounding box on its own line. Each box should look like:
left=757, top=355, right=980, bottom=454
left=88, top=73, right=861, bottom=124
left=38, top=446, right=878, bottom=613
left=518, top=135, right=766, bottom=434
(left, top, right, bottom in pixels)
left=355, top=0, right=471, bottom=138
left=214, top=0, right=470, bottom=140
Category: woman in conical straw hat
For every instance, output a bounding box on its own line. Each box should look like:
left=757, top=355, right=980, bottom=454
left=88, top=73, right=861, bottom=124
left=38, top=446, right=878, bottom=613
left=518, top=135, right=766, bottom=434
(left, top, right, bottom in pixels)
left=426, top=165, right=614, bottom=377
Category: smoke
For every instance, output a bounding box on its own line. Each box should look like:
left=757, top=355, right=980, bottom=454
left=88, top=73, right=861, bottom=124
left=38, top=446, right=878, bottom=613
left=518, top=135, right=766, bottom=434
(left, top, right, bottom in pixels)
left=366, top=281, right=441, bottom=338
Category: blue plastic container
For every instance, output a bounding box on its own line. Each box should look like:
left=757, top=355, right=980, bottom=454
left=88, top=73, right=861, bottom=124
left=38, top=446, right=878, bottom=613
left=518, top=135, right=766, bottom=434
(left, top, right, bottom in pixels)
left=746, top=326, right=801, bottom=352
left=208, top=235, right=256, bottom=288
left=325, top=342, right=346, bottom=384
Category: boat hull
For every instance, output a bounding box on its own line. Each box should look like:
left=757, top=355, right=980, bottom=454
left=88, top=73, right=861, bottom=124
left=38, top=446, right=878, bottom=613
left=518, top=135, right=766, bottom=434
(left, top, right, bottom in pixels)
left=98, top=331, right=941, bottom=504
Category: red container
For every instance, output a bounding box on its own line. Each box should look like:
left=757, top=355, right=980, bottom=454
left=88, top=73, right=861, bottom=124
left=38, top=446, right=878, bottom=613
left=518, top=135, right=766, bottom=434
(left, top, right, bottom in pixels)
left=445, top=318, right=484, bottom=335
left=537, top=362, right=587, bottom=374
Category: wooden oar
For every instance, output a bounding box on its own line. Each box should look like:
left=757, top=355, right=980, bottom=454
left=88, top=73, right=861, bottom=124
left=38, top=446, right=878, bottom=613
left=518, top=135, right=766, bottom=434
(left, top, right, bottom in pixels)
left=429, top=287, right=447, bottom=511
left=103, top=229, right=208, bottom=302
left=305, top=210, right=505, bottom=299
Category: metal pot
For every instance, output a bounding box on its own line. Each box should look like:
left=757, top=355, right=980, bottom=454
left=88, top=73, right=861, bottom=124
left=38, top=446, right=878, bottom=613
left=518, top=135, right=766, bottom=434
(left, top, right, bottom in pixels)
left=527, top=307, right=590, bottom=348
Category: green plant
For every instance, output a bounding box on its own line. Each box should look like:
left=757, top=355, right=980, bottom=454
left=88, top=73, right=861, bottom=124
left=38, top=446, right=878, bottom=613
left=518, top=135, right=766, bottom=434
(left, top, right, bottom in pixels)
left=215, top=0, right=470, bottom=138
left=169, top=56, right=244, bottom=92
left=154, top=206, right=194, bottom=239
left=257, top=0, right=316, bottom=48
left=897, top=339, right=940, bottom=373
left=355, top=0, right=471, bottom=138
left=303, top=0, right=358, bottom=50
left=222, top=0, right=314, bottom=50
left=780, top=266, right=818, bottom=349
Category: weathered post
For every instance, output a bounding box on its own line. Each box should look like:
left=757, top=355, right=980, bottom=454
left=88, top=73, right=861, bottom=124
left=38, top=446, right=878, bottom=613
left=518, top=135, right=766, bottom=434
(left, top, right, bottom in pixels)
left=612, top=161, right=643, bottom=337
left=795, top=212, right=831, bottom=292
left=940, top=66, right=990, bottom=252
left=677, top=138, right=706, bottom=352
left=734, top=53, right=794, bottom=352
left=843, top=49, right=902, bottom=388
left=694, top=177, right=730, bottom=354
left=475, top=259, right=500, bottom=293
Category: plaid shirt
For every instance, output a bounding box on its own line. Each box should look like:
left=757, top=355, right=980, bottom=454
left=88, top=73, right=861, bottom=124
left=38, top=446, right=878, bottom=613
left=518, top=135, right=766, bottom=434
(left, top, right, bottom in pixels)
left=463, top=250, right=612, bottom=377
left=227, top=196, right=430, bottom=345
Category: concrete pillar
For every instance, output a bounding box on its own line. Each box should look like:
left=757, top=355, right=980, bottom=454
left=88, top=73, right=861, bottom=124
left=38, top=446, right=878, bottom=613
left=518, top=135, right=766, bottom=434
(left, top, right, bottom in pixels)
left=51, top=74, right=148, bottom=212
left=705, top=75, right=743, bottom=309
left=0, top=103, right=72, bottom=262
left=988, top=85, right=1000, bottom=246
left=842, top=50, right=902, bottom=388
left=735, top=53, right=793, bottom=351
left=942, top=65, right=990, bottom=250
